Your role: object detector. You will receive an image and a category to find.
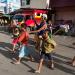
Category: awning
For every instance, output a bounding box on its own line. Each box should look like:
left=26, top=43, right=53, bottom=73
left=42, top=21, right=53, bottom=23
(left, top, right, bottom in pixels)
left=25, top=19, right=35, bottom=27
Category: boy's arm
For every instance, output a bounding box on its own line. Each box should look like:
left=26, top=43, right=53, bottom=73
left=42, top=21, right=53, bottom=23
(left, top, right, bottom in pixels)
left=18, top=32, right=25, bottom=42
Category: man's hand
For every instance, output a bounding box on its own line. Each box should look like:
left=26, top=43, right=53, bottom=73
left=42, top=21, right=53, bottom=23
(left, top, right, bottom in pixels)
left=29, top=30, right=38, bottom=33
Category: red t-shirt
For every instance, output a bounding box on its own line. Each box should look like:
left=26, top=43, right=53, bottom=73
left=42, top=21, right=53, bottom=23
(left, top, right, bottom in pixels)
left=18, top=31, right=29, bottom=45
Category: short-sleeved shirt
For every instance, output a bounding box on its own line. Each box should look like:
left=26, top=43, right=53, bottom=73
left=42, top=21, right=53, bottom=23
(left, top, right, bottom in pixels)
left=18, top=31, right=29, bottom=45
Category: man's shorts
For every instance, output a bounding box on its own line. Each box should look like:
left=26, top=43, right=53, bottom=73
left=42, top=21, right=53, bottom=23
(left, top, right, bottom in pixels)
left=40, top=51, right=53, bottom=60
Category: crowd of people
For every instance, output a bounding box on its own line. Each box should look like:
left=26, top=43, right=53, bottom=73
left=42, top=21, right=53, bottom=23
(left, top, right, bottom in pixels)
left=9, top=15, right=75, bottom=74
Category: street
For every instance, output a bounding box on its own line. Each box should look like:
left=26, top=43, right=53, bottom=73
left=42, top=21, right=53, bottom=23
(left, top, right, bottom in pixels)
left=0, top=31, right=75, bottom=75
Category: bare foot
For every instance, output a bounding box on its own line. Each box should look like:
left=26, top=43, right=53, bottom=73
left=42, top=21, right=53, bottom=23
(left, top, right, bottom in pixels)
left=72, top=61, right=75, bottom=66
left=66, top=61, right=72, bottom=64
left=50, top=64, right=54, bottom=70
left=30, top=57, right=35, bottom=62
left=35, top=70, right=40, bottom=73
left=12, top=61, right=20, bottom=64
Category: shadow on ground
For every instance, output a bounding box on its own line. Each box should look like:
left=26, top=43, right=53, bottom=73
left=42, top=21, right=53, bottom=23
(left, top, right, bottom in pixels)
left=58, top=43, right=75, bottom=50
left=0, top=39, right=74, bottom=74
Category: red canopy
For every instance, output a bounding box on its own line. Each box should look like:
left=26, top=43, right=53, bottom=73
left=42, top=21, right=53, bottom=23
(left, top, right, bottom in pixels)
left=25, top=19, right=35, bottom=27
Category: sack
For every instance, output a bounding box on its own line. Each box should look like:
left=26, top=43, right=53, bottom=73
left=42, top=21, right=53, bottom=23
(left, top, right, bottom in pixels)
left=50, top=39, right=57, bottom=49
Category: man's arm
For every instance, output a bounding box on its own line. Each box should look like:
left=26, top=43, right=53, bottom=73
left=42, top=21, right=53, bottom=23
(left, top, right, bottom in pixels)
left=30, top=24, right=47, bottom=33
left=37, top=24, right=47, bottom=32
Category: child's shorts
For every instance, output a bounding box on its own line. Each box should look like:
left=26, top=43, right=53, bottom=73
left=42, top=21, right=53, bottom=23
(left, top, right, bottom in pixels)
left=19, top=45, right=29, bottom=58
left=40, top=51, right=53, bottom=60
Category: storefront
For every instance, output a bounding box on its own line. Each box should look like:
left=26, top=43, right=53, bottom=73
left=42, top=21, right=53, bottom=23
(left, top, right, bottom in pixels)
left=50, top=0, right=75, bottom=24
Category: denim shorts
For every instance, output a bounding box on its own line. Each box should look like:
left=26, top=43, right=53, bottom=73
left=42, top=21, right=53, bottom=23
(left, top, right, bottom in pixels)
left=40, top=51, right=53, bottom=60
left=19, top=45, right=29, bottom=58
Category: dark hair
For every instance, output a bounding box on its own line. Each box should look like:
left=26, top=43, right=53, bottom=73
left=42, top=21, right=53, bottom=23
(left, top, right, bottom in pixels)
left=21, top=23, right=26, bottom=29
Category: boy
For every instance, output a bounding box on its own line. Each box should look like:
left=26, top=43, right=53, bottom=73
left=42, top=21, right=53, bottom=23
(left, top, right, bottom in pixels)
left=35, top=29, right=56, bottom=73
left=12, top=24, right=33, bottom=64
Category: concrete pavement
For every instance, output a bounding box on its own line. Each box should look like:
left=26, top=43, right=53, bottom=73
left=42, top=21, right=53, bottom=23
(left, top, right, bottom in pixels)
left=0, top=32, right=75, bottom=75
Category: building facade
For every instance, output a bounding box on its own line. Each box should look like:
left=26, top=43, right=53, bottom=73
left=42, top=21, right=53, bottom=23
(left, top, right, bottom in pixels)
left=0, top=0, right=6, bottom=13
left=50, top=0, right=75, bottom=23
left=7, top=0, right=21, bottom=13
left=0, top=0, right=21, bottom=14
left=21, top=0, right=50, bottom=9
